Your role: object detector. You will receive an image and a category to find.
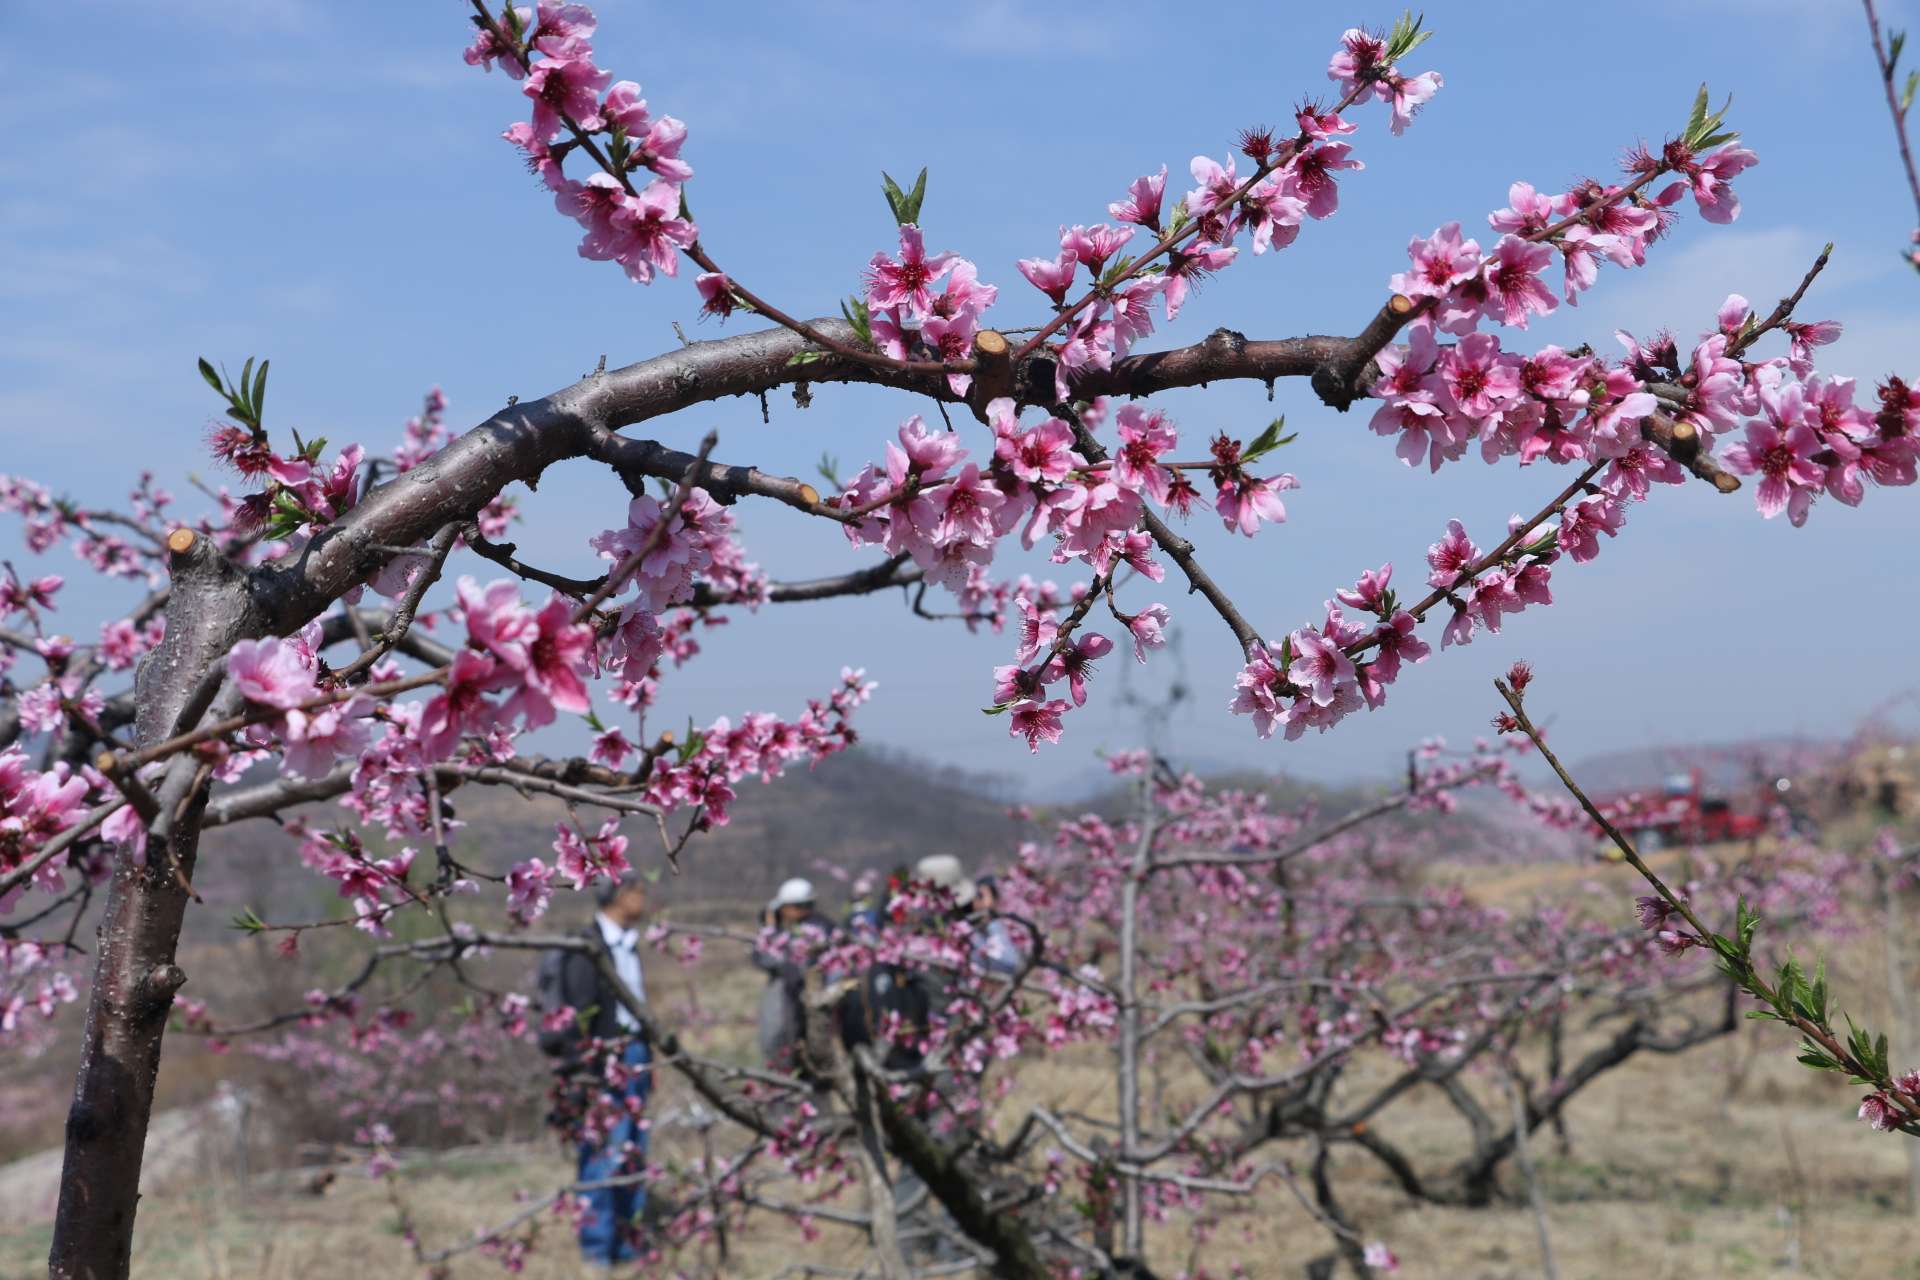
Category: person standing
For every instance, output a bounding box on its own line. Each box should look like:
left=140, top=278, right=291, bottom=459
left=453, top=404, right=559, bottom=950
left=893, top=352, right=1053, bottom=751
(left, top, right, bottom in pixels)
left=753, top=877, right=836, bottom=1073
left=541, top=874, right=655, bottom=1269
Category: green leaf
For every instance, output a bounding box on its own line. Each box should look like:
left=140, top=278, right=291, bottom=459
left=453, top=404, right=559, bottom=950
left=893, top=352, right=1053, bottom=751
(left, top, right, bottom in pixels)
left=839, top=296, right=872, bottom=346
left=1685, top=82, right=1710, bottom=142
left=197, top=357, right=225, bottom=395
left=880, top=170, right=907, bottom=226
left=1277, top=633, right=1293, bottom=673
left=230, top=906, right=266, bottom=933
left=785, top=349, right=828, bottom=368
left=252, top=359, right=269, bottom=424
left=1891, top=29, right=1906, bottom=73
left=982, top=702, right=1012, bottom=716
left=902, top=166, right=927, bottom=225
left=1241, top=417, right=1297, bottom=465
left=1383, top=11, right=1433, bottom=63
left=816, top=452, right=841, bottom=489
left=1902, top=70, right=1917, bottom=116
left=1099, top=254, right=1137, bottom=290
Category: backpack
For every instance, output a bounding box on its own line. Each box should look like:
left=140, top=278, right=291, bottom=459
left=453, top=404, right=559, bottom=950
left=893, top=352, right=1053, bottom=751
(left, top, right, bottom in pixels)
left=533, top=946, right=579, bottom=1058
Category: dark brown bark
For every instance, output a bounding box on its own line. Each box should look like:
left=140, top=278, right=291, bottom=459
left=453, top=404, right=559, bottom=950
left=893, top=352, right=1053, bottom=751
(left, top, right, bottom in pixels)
left=50, top=535, right=245, bottom=1279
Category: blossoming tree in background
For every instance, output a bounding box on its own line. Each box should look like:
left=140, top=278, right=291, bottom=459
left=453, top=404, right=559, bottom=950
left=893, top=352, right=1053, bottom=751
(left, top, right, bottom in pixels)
left=2, top=4, right=1917, bottom=1277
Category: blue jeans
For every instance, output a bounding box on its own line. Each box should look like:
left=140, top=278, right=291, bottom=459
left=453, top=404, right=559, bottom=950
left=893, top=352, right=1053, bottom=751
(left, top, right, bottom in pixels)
left=576, top=1037, right=652, bottom=1264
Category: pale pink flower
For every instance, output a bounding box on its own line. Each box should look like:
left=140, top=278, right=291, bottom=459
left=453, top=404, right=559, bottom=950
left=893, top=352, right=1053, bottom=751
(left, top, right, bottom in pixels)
left=1287, top=627, right=1355, bottom=707
left=1016, top=252, right=1077, bottom=305
left=1214, top=473, right=1295, bottom=536
left=1108, top=167, right=1166, bottom=229
left=522, top=53, right=610, bottom=140
left=614, top=179, right=696, bottom=283
left=1127, top=605, right=1170, bottom=663
left=228, top=637, right=317, bottom=710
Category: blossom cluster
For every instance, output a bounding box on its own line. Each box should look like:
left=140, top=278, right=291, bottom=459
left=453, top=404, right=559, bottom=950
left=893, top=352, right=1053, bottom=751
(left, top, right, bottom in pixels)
left=468, top=3, right=698, bottom=286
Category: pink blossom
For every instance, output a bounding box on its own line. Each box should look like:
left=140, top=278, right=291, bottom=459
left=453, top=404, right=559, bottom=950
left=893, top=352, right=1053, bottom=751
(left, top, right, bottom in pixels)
left=521, top=54, right=609, bottom=141
left=1379, top=69, right=1441, bottom=135
left=1437, top=332, right=1520, bottom=420
left=1042, top=633, right=1112, bottom=707
left=1479, top=235, right=1557, bottom=328
left=1214, top=473, right=1296, bottom=537
left=1391, top=222, right=1482, bottom=299
left=1059, top=223, right=1133, bottom=273
left=1016, top=252, right=1077, bottom=306
left=695, top=272, right=735, bottom=320
left=506, top=857, right=555, bottom=923
left=1425, top=519, right=1479, bottom=588
left=866, top=225, right=957, bottom=316
left=1127, top=605, right=1170, bottom=663
left=995, top=414, right=1083, bottom=486
left=1228, top=647, right=1285, bottom=739
left=1007, top=699, right=1068, bottom=753
left=501, top=597, right=596, bottom=729
left=614, top=179, right=696, bottom=283
left=1289, top=142, right=1361, bottom=220
left=464, top=9, right=531, bottom=77
left=1108, top=167, right=1166, bottom=229
left=1185, top=154, right=1242, bottom=222
left=1859, top=1093, right=1899, bottom=1133
left=228, top=637, right=317, bottom=710
left=1287, top=627, right=1355, bottom=707
left=1336, top=563, right=1393, bottom=613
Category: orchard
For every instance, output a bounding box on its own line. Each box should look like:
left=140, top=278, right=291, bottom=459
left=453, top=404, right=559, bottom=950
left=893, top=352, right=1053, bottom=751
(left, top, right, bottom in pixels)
left=3, top=3, right=1919, bottom=1278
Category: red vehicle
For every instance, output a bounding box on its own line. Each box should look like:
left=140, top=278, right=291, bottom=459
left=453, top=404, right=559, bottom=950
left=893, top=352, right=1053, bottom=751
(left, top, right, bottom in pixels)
left=1591, top=768, right=1767, bottom=849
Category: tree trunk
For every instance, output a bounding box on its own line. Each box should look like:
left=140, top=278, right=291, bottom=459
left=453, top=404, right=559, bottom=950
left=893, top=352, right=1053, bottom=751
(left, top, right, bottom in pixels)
left=47, top=798, right=206, bottom=1279
left=49, top=532, right=245, bottom=1280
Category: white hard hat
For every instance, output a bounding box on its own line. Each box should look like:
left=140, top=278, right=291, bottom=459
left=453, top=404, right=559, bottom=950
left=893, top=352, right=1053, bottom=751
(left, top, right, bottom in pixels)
left=769, top=877, right=817, bottom=911
left=913, top=855, right=975, bottom=906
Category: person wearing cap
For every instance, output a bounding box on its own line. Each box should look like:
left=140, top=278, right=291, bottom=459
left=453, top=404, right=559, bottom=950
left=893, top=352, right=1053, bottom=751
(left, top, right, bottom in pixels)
left=753, top=877, right=836, bottom=1072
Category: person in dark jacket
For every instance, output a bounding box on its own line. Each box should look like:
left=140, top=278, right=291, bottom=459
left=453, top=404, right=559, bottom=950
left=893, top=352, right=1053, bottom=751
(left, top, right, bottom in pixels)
left=547, top=874, right=655, bottom=1269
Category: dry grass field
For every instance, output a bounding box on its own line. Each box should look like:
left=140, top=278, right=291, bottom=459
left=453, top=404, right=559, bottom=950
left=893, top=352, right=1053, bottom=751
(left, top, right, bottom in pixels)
left=6, top=840, right=1920, bottom=1279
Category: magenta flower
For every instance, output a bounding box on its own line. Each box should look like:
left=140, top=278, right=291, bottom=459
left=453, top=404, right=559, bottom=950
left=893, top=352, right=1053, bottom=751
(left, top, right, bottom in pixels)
left=866, top=224, right=957, bottom=316
left=458, top=576, right=537, bottom=670
left=521, top=53, right=610, bottom=141
left=1391, top=222, right=1482, bottom=299
left=1243, top=179, right=1306, bottom=255
left=995, top=415, right=1083, bottom=485
left=1690, top=145, right=1757, bottom=225
left=613, top=179, right=696, bottom=283
left=1014, top=597, right=1059, bottom=664
left=1425, top=519, right=1479, bottom=588
left=1007, top=698, right=1068, bottom=753
left=1327, top=28, right=1387, bottom=95
left=1043, top=632, right=1113, bottom=706
left=1859, top=1093, right=1900, bottom=1133
left=1288, top=143, right=1361, bottom=220
left=500, top=597, right=595, bottom=729
left=601, top=79, right=650, bottom=133
left=506, top=857, right=554, bottom=923
left=1369, top=610, right=1430, bottom=683
left=695, top=271, right=735, bottom=320
left=419, top=649, right=504, bottom=761
left=1479, top=235, right=1557, bottom=328
left=1723, top=406, right=1826, bottom=526
left=1555, top=496, right=1625, bottom=563
left=1113, top=405, right=1177, bottom=503
left=1437, top=332, right=1520, bottom=420
left=933, top=464, right=1004, bottom=545
left=1162, top=242, right=1236, bottom=320
left=921, top=313, right=977, bottom=395
left=1016, top=252, right=1077, bottom=306
left=1108, top=167, right=1166, bottom=230
left=228, top=637, right=316, bottom=710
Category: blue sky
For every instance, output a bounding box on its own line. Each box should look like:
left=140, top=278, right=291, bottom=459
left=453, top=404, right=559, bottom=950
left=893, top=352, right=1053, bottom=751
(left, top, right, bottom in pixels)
left=3, top=1, right=1915, bottom=793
